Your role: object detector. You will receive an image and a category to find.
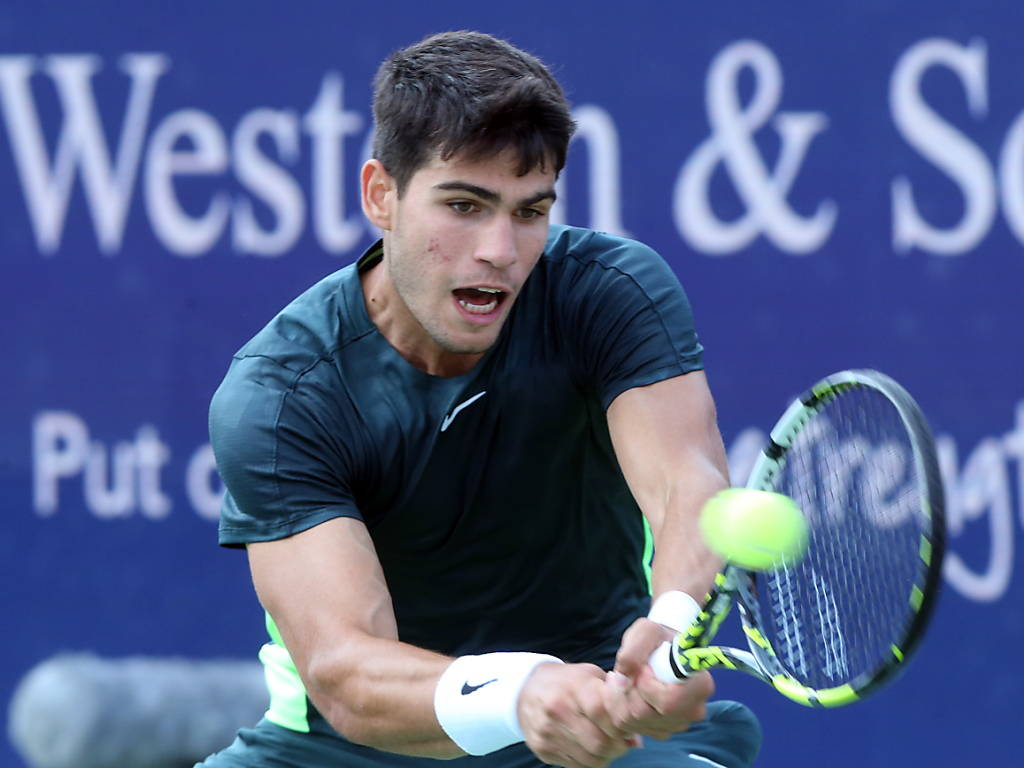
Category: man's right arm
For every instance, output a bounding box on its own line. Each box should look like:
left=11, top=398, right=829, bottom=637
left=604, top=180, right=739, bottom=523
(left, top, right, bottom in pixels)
left=247, top=516, right=633, bottom=767
left=248, top=517, right=458, bottom=756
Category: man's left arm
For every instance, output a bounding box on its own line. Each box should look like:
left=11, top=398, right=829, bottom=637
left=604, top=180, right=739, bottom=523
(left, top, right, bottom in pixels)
left=603, top=370, right=729, bottom=739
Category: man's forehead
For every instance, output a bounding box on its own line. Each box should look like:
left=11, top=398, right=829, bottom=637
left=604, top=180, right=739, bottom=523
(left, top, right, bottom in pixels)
left=417, top=149, right=556, bottom=184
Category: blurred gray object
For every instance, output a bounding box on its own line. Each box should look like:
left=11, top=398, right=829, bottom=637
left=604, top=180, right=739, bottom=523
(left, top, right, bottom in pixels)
left=8, top=653, right=268, bottom=768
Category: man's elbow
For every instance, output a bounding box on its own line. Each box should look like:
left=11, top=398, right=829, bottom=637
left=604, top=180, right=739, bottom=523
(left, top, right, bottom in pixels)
left=303, top=649, right=462, bottom=757
left=305, top=657, right=373, bottom=743
left=314, top=688, right=460, bottom=758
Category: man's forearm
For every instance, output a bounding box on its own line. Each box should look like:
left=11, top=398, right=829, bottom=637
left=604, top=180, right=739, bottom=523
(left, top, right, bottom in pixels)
left=647, top=463, right=728, bottom=603
left=301, top=634, right=462, bottom=755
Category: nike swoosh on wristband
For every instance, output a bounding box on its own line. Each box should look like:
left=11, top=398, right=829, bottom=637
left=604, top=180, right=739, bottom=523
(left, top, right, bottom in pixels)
left=461, top=678, right=498, bottom=695
left=440, top=391, right=487, bottom=432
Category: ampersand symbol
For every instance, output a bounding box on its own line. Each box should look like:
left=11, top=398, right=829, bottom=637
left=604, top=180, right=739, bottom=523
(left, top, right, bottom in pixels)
left=675, top=40, right=837, bottom=254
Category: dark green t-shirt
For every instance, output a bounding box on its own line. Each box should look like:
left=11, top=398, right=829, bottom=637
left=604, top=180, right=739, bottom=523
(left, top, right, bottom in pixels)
left=210, top=224, right=703, bottom=668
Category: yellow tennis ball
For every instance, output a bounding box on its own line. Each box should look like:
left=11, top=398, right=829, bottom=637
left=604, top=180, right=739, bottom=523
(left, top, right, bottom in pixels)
left=700, top=489, right=809, bottom=571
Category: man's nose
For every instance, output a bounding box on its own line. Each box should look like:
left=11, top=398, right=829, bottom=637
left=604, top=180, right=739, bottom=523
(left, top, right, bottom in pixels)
left=473, top=215, right=517, bottom=269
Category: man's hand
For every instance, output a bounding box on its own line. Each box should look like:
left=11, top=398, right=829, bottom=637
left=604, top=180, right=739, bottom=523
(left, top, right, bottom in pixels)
left=605, top=618, right=714, bottom=740
left=517, top=662, right=637, bottom=768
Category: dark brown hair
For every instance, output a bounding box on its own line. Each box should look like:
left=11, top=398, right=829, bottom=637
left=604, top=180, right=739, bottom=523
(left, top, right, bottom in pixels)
left=372, top=31, right=575, bottom=194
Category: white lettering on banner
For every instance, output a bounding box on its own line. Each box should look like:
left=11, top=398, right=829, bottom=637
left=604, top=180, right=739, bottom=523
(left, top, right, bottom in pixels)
left=551, top=104, right=628, bottom=237
left=84, top=439, right=135, bottom=518
left=144, top=109, right=230, bottom=255
left=889, top=37, right=1024, bottom=255
left=890, top=39, right=995, bottom=255
left=28, top=403, right=1024, bottom=606
left=232, top=109, right=305, bottom=256
left=136, top=425, right=173, bottom=518
left=0, top=55, right=373, bottom=257
left=0, top=54, right=168, bottom=254
left=33, top=412, right=172, bottom=519
left=0, top=55, right=623, bottom=258
left=726, top=399, right=1024, bottom=605
left=998, top=109, right=1024, bottom=243
left=938, top=435, right=1014, bottom=601
left=674, top=40, right=836, bottom=254
left=33, top=411, right=90, bottom=515
left=31, top=411, right=224, bottom=519
left=304, top=73, right=365, bottom=253
left=13, top=42, right=1024, bottom=258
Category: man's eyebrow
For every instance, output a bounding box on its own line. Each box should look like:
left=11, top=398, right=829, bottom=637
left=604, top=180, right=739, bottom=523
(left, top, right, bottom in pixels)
left=519, top=188, right=558, bottom=207
left=433, top=181, right=557, bottom=207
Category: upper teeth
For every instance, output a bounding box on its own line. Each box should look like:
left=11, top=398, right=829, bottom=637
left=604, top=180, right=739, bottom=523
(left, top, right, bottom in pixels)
left=478, top=288, right=501, bottom=293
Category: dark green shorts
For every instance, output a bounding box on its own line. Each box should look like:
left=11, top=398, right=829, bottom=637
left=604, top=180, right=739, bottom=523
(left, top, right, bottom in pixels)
left=196, top=700, right=761, bottom=768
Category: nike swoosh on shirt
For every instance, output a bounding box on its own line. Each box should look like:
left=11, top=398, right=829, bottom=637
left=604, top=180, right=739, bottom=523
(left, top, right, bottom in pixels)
left=461, top=678, right=498, bottom=695
left=440, top=391, right=487, bottom=432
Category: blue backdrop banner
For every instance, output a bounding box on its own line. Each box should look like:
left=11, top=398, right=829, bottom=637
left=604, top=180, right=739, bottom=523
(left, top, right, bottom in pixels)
left=3, top=2, right=1021, bottom=766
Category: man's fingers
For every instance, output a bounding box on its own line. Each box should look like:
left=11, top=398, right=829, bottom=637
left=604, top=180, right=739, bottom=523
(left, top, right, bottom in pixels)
left=530, top=717, right=627, bottom=768
left=561, top=718, right=630, bottom=765
left=577, top=676, right=638, bottom=751
left=605, top=666, right=714, bottom=737
left=606, top=674, right=661, bottom=730
left=570, top=675, right=633, bottom=761
left=531, top=740, right=614, bottom=768
left=518, top=663, right=635, bottom=768
left=614, top=618, right=675, bottom=678
left=639, top=664, right=713, bottom=719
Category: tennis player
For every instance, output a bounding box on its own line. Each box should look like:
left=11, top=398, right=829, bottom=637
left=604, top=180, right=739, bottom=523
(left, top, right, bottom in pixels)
left=198, top=30, right=761, bottom=768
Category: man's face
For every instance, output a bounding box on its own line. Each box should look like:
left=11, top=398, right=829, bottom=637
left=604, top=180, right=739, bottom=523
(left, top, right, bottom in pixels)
left=380, top=151, right=556, bottom=362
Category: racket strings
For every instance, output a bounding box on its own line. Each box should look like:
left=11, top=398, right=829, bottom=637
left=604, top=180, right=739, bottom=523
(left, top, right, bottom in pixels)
left=760, top=387, right=925, bottom=689
left=769, top=566, right=809, bottom=678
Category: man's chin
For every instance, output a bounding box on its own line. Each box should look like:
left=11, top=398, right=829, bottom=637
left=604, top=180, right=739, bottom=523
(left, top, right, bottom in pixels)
left=435, top=329, right=500, bottom=357
left=439, top=340, right=495, bottom=356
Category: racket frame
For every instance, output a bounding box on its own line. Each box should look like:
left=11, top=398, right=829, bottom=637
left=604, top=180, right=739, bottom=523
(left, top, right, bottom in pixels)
left=665, top=369, right=946, bottom=707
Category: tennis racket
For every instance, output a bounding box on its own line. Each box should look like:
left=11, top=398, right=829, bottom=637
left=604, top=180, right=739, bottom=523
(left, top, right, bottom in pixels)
left=649, top=369, right=945, bottom=706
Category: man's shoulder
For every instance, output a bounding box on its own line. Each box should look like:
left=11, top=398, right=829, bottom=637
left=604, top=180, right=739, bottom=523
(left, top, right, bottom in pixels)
left=209, top=265, right=366, bottom=465
left=233, top=263, right=368, bottom=378
left=539, top=225, right=680, bottom=304
left=543, top=224, right=664, bottom=274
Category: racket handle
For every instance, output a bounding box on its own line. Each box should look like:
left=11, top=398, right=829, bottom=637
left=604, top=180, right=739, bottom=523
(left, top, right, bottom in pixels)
left=648, top=639, right=689, bottom=684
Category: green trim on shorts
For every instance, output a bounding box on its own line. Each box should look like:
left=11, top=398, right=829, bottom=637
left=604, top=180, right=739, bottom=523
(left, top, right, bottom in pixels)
left=259, top=612, right=310, bottom=733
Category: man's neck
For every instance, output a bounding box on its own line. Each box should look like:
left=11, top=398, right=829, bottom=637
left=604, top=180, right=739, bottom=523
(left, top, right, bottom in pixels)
left=359, top=259, right=483, bottom=378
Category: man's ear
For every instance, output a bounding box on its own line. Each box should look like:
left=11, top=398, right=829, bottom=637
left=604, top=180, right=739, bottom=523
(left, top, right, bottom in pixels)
left=361, top=159, right=396, bottom=230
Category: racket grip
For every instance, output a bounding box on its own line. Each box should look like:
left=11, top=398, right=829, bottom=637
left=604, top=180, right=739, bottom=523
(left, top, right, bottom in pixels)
left=648, top=639, right=689, bottom=684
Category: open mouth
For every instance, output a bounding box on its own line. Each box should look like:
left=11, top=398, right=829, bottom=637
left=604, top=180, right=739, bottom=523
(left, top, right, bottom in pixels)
left=452, top=287, right=506, bottom=315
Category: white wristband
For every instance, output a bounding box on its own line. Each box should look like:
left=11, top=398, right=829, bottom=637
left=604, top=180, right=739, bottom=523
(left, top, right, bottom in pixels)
left=647, top=591, right=702, bottom=683
left=434, top=652, right=563, bottom=755
left=648, top=590, right=700, bottom=633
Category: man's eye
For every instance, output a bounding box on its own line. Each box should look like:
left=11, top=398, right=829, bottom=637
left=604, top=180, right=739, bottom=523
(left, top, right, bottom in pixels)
left=449, top=201, right=476, bottom=214
left=517, top=208, right=545, bottom=220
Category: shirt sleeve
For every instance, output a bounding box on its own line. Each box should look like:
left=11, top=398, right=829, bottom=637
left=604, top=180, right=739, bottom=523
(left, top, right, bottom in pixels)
left=558, top=231, right=704, bottom=409
left=209, top=354, right=363, bottom=547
